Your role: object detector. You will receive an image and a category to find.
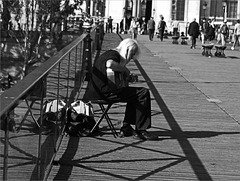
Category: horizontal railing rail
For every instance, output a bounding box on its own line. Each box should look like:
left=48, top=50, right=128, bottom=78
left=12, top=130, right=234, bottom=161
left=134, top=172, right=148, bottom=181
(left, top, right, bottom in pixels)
left=0, top=23, right=104, bottom=181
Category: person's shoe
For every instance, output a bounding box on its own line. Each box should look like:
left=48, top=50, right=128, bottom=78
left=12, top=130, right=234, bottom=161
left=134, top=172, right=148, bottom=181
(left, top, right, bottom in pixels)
left=231, top=46, right=234, bottom=50
left=133, top=130, right=155, bottom=141
left=119, top=124, right=134, bottom=138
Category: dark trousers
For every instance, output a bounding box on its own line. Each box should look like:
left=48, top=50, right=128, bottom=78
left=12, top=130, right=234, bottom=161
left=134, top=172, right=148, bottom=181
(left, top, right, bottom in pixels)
left=159, top=29, right=164, bottom=41
left=191, top=36, right=197, bottom=48
left=148, top=29, right=154, bottom=40
left=105, top=87, right=151, bottom=131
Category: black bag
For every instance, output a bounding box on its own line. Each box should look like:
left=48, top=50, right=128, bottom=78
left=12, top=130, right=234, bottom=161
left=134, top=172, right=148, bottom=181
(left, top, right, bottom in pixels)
left=66, top=107, right=97, bottom=137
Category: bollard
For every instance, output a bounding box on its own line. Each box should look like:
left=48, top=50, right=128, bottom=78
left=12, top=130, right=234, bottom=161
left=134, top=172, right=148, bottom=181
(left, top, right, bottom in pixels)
left=82, top=22, right=92, bottom=81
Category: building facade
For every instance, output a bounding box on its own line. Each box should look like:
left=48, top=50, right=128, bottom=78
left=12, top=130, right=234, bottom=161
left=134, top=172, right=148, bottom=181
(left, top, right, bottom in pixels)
left=103, top=0, right=240, bottom=33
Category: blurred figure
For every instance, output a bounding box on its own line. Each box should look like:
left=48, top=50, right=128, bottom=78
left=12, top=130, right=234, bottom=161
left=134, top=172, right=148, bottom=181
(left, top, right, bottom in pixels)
left=231, top=19, right=240, bottom=50
left=172, top=20, right=180, bottom=36
left=206, top=19, right=216, bottom=43
left=129, top=17, right=140, bottom=40
left=219, top=20, right=229, bottom=46
left=199, top=18, right=209, bottom=44
left=107, top=16, right=113, bottom=33
left=157, top=16, right=167, bottom=41
left=188, top=18, right=200, bottom=49
left=140, top=17, right=147, bottom=34
left=147, top=17, right=155, bottom=41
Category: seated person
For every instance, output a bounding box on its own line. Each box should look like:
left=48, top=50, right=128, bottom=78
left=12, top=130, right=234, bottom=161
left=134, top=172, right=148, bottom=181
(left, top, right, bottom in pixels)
left=84, top=38, right=153, bottom=140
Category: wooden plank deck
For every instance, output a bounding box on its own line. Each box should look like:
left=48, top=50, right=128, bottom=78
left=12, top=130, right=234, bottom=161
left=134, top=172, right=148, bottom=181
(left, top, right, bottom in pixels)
left=1, top=33, right=239, bottom=180
left=47, top=34, right=240, bottom=180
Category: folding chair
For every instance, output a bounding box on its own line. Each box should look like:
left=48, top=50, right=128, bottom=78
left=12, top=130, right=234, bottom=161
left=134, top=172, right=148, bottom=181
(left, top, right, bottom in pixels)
left=89, top=100, right=119, bottom=138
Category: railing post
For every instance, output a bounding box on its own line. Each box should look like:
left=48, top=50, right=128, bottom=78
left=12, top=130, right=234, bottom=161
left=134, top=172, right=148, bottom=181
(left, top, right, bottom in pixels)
left=3, top=113, right=10, bottom=181
left=95, top=20, right=100, bottom=51
left=99, top=20, right=104, bottom=47
left=82, top=22, right=92, bottom=81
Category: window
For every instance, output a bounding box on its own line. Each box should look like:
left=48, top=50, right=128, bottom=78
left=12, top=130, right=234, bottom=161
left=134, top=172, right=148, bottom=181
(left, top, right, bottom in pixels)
left=227, top=0, right=238, bottom=18
left=172, top=0, right=185, bottom=20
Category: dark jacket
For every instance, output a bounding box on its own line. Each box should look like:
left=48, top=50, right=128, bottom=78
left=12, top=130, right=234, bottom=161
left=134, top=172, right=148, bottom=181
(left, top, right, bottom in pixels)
left=188, top=21, right=200, bottom=38
left=147, top=19, right=155, bottom=30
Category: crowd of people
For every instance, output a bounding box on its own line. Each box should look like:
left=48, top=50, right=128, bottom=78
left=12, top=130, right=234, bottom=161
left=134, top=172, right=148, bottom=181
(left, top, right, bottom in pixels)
left=105, top=15, right=239, bottom=51
left=188, top=17, right=240, bottom=50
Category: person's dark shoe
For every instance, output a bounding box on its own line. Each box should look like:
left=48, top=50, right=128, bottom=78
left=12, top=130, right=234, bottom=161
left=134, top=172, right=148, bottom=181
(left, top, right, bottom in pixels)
left=119, top=124, right=134, bottom=138
left=133, top=130, right=156, bottom=141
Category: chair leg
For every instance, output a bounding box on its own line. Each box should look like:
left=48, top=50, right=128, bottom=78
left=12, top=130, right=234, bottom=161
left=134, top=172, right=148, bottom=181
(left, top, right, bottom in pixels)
left=99, top=104, right=118, bottom=137
left=90, top=103, right=118, bottom=137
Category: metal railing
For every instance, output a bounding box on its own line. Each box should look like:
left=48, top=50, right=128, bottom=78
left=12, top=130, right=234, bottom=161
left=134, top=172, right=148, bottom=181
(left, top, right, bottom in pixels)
left=0, top=22, right=104, bottom=180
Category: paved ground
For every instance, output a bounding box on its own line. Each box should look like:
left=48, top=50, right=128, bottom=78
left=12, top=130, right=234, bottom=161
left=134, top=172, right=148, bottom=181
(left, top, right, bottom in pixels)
left=133, top=33, right=240, bottom=125
left=48, top=33, right=240, bottom=180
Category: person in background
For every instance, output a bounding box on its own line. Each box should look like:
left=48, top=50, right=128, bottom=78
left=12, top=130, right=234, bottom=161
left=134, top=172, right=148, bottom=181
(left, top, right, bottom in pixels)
left=107, top=16, right=113, bottom=33
left=219, top=20, right=229, bottom=46
left=199, top=18, right=209, bottom=44
left=84, top=38, right=154, bottom=141
left=206, top=18, right=215, bottom=43
left=140, top=17, right=146, bottom=34
left=129, top=17, right=140, bottom=40
left=188, top=18, right=200, bottom=49
left=231, top=19, right=240, bottom=50
left=172, top=20, right=180, bottom=36
left=120, top=19, right=124, bottom=34
left=147, top=17, right=155, bottom=41
left=158, top=16, right=167, bottom=41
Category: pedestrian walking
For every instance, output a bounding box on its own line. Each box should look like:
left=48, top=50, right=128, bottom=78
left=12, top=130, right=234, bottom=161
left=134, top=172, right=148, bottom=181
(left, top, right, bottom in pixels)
left=84, top=38, right=154, bottom=141
left=147, top=17, right=155, bottom=41
left=158, top=16, right=167, bottom=41
left=231, top=19, right=240, bottom=50
left=188, top=18, right=200, bottom=49
left=219, top=20, right=229, bottom=46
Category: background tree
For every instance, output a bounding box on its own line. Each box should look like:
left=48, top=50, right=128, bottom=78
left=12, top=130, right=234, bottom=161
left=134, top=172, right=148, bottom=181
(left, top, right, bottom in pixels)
left=2, top=0, right=84, bottom=80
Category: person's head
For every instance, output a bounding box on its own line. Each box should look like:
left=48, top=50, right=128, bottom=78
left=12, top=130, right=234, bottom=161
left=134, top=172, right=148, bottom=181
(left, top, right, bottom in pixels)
left=237, top=19, right=240, bottom=24
left=193, top=18, right=196, bottom=22
left=161, top=16, right=164, bottom=20
left=223, top=20, right=227, bottom=24
left=115, top=38, right=141, bottom=65
left=202, top=18, right=206, bottom=22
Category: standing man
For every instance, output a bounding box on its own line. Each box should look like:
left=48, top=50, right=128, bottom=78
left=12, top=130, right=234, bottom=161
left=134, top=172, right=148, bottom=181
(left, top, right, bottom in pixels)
left=188, top=18, right=200, bottom=49
left=231, top=19, right=240, bottom=50
left=199, top=18, right=209, bottom=44
left=147, top=17, right=155, bottom=41
left=108, top=16, right=113, bottom=33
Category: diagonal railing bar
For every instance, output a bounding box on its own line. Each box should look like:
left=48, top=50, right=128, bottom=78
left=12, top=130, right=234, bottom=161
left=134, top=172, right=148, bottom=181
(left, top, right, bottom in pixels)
left=0, top=23, right=104, bottom=180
